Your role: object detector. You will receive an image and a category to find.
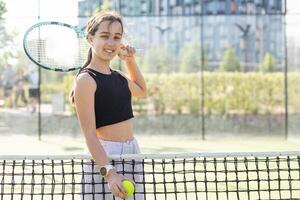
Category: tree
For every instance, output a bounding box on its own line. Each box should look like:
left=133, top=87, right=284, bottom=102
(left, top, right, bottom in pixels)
left=220, top=48, right=241, bottom=72
left=0, top=1, right=33, bottom=81
left=259, top=52, right=277, bottom=73
left=0, top=0, right=9, bottom=49
left=142, top=46, right=171, bottom=73
left=0, top=0, right=5, bottom=15
left=100, top=0, right=112, bottom=11
left=0, top=0, right=14, bottom=71
left=92, top=0, right=112, bottom=14
left=179, top=42, right=207, bottom=72
left=0, top=0, right=6, bottom=18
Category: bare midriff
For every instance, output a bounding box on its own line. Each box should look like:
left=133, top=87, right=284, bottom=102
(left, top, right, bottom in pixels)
left=95, top=119, right=134, bottom=142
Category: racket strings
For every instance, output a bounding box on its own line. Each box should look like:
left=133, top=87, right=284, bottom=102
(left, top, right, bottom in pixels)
left=24, top=24, right=89, bottom=71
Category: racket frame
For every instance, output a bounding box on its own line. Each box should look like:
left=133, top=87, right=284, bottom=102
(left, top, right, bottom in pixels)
left=23, top=21, right=86, bottom=72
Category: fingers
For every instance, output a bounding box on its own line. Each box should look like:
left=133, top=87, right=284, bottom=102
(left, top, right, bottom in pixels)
left=119, top=44, right=135, bottom=57
left=126, top=45, right=136, bottom=55
left=109, top=182, right=127, bottom=199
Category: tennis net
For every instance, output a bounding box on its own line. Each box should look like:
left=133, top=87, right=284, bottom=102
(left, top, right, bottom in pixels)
left=1, top=151, right=300, bottom=200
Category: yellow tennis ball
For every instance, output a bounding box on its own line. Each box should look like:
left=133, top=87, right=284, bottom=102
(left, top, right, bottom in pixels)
left=122, top=180, right=135, bottom=197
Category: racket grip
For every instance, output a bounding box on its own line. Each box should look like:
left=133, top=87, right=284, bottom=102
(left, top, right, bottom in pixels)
left=120, top=48, right=144, bottom=57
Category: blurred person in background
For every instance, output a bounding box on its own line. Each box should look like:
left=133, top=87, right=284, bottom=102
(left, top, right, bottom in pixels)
left=1, top=64, right=16, bottom=108
left=14, top=69, right=28, bottom=108
left=26, top=65, right=39, bottom=113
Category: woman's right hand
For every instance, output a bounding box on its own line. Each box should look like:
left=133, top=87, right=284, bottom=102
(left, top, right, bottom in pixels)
left=105, top=170, right=128, bottom=199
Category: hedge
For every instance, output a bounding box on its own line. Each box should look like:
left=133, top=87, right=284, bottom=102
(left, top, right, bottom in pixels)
left=42, top=72, right=300, bottom=115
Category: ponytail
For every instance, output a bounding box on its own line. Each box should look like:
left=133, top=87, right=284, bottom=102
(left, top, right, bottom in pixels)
left=69, top=11, right=124, bottom=105
left=69, top=48, right=93, bottom=104
left=77, top=48, right=93, bottom=75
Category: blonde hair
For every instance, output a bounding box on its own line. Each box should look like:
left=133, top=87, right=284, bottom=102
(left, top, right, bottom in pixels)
left=70, top=11, right=124, bottom=104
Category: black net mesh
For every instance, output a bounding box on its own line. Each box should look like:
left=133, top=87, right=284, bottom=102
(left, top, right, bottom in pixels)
left=1, top=153, right=300, bottom=200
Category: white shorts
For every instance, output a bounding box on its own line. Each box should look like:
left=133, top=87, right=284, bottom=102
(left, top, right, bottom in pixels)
left=82, top=138, right=144, bottom=200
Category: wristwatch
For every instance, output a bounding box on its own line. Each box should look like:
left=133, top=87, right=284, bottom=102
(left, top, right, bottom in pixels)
left=100, top=165, right=115, bottom=177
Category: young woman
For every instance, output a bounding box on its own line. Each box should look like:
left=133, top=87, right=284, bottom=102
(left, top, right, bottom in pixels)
left=70, top=11, right=147, bottom=199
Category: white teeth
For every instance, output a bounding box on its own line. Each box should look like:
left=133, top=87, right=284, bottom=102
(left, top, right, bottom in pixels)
left=104, top=49, right=113, bottom=53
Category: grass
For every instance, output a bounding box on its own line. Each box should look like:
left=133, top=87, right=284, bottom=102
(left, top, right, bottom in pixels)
left=0, top=133, right=300, bottom=154
left=1, top=134, right=300, bottom=200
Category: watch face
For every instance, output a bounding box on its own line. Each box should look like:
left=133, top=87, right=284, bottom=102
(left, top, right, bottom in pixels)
left=100, top=167, right=107, bottom=176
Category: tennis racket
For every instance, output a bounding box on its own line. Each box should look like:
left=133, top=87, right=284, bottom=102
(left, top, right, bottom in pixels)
left=23, top=21, right=144, bottom=72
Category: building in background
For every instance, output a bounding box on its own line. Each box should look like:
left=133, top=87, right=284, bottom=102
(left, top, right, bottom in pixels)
left=78, top=0, right=102, bottom=17
left=78, top=0, right=286, bottom=71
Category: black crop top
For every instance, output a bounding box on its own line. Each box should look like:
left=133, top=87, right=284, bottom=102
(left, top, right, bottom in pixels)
left=80, top=68, right=134, bottom=128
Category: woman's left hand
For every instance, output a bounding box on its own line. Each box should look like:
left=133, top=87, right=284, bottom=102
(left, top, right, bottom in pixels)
left=118, top=44, right=136, bottom=62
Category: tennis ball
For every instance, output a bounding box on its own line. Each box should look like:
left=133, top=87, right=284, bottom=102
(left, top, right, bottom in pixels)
left=122, top=180, right=135, bottom=197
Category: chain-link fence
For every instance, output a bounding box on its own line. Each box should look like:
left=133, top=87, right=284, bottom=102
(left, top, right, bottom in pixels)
left=0, top=0, right=299, bottom=141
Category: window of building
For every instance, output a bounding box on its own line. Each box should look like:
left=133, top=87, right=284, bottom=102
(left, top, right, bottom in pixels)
left=203, top=0, right=215, bottom=15
left=218, top=0, right=226, bottom=14
left=184, top=0, right=192, bottom=5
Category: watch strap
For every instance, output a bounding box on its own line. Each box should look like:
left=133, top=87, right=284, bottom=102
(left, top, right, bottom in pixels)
left=100, top=164, right=114, bottom=177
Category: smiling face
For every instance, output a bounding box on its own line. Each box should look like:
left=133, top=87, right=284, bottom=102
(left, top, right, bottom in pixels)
left=88, top=20, right=123, bottom=62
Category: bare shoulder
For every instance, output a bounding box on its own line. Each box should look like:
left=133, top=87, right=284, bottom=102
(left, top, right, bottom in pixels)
left=75, top=72, right=97, bottom=91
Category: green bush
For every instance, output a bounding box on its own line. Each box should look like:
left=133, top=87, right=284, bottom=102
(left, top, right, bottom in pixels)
left=259, top=52, right=277, bottom=73
left=179, top=42, right=208, bottom=72
left=42, top=72, right=300, bottom=115
left=220, top=48, right=241, bottom=72
left=142, top=47, right=171, bottom=73
left=288, top=73, right=300, bottom=114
